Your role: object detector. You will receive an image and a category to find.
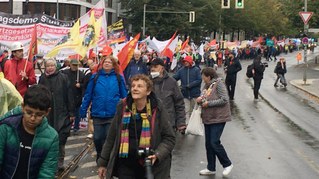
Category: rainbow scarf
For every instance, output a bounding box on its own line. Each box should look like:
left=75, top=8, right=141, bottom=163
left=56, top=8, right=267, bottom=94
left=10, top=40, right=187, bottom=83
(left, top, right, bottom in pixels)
left=119, top=100, right=152, bottom=158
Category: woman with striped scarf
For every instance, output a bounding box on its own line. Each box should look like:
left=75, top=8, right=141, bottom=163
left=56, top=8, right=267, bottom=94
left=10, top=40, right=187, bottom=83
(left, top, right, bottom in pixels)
left=97, top=74, right=175, bottom=179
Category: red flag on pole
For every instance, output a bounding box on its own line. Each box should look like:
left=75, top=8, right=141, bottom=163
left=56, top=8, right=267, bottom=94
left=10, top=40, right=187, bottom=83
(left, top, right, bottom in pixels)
left=209, top=39, right=216, bottom=46
left=181, top=36, right=190, bottom=50
left=28, top=24, right=38, bottom=62
left=117, top=33, right=140, bottom=72
left=160, top=31, right=177, bottom=60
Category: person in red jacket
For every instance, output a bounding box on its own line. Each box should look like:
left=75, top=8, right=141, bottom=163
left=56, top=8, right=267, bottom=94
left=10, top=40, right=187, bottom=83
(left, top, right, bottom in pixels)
left=4, top=42, right=36, bottom=96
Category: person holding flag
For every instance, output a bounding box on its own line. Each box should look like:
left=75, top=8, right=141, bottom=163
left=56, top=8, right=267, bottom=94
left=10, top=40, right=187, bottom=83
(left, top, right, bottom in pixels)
left=3, top=42, right=36, bottom=96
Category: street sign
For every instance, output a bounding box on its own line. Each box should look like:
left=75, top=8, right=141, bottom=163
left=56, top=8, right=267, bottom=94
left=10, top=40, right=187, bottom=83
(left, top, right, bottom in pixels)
left=302, top=37, right=308, bottom=44
left=299, top=12, right=313, bottom=24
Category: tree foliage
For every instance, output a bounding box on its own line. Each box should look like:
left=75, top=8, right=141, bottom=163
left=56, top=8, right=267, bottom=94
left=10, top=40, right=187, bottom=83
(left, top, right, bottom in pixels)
left=119, top=0, right=319, bottom=41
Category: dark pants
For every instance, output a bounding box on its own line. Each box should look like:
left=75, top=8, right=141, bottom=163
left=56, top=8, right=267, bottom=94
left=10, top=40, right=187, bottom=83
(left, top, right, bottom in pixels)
left=93, top=121, right=111, bottom=160
left=73, top=107, right=80, bottom=130
left=253, top=78, right=262, bottom=99
left=275, top=74, right=287, bottom=86
left=204, top=123, right=232, bottom=171
left=225, top=75, right=237, bottom=100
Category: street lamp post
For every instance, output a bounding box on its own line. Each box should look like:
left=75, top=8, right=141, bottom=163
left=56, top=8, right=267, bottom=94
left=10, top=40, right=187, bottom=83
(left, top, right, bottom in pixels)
left=143, top=4, right=146, bottom=37
left=56, top=0, right=59, bottom=20
left=303, top=0, right=308, bottom=84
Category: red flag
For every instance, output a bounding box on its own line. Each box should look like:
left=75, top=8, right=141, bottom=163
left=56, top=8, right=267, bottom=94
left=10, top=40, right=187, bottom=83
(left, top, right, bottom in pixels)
left=28, top=24, right=38, bottom=62
left=68, top=54, right=83, bottom=60
left=209, top=39, right=216, bottom=46
left=117, top=33, right=140, bottom=72
left=181, top=36, right=189, bottom=50
left=160, top=31, right=177, bottom=60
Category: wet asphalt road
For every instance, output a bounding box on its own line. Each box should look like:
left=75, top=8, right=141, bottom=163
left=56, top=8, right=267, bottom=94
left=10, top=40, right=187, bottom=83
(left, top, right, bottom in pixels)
left=66, top=49, right=319, bottom=179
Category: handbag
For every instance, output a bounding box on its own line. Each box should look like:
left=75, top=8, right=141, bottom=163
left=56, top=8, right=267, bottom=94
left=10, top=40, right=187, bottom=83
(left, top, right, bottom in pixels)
left=186, top=104, right=204, bottom=136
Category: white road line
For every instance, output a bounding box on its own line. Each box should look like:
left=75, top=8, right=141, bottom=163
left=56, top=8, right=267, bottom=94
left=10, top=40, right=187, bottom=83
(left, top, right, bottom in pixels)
left=68, top=135, right=87, bottom=141
left=65, top=143, right=85, bottom=149
left=80, top=161, right=97, bottom=168
left=83, top=176, right=99, bottom=179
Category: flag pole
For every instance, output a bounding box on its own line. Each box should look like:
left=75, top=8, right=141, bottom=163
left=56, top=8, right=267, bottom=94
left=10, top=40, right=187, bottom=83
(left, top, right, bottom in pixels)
left=77, top=55, right=79, bottom=82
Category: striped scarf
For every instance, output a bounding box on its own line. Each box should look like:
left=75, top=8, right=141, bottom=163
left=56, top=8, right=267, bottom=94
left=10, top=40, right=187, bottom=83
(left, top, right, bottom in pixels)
left=119, top=100, right=151, bottom=158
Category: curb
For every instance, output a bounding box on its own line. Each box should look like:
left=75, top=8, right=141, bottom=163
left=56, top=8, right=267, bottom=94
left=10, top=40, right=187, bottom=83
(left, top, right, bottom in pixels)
left=290, top=79, right=319, bottom=102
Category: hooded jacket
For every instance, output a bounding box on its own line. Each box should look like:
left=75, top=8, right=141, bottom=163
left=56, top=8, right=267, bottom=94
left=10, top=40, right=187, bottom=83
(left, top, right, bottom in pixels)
left=4, top=57, right=36, bottom=96
left=173, top=65, right=202, bottom=99
left=0, top=107, right=59, bottom=179
left=0, top=72, right=23, bottom=116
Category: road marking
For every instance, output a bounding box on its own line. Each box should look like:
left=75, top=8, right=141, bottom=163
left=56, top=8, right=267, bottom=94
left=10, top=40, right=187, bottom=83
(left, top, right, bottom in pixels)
left=295, top=149, right=319, bottom=174
left=68, top=135, right=87, bottom=141
left=81, top=161, right=97, bottom=168
left=83, top=176, right=99, bottom=179
left=65, top=143, right=85, bottom=149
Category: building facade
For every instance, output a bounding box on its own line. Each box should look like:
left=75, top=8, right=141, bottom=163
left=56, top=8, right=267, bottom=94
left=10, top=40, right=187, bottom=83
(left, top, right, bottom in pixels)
left=0, top=0, right=120, bottom=24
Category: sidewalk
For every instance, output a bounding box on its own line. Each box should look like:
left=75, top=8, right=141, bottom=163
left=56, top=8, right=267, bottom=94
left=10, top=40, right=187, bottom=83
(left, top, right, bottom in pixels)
left=290, top=51, right=319, bottom=101
left=290, top=79, right=319, bottom=101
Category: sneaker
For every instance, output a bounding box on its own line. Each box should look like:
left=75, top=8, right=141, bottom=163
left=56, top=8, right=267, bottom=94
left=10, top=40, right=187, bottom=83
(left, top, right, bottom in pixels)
left=199, top=169, right=216, bottom=175
left=222, top=164, right=233, bottom=177
left=274, top=84, right=278, bottom=87
left=86, top=133, right=93, bottom=139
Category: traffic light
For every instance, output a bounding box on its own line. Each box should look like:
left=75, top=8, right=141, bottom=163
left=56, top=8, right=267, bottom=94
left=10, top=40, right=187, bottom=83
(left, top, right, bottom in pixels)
left=221, top=0, right=230, bottom=9
left=235, top=0, right=244, bottom=9
left=189, top=11, right=195, bottom=23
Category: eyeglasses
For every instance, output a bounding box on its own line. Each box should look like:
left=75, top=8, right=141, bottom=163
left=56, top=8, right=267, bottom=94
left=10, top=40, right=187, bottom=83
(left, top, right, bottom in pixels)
left=24, top=110, right=46, bottom=119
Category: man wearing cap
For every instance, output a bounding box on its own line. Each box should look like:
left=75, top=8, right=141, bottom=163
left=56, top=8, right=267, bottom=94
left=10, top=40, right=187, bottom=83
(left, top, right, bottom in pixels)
left=34, top=54, right=45, bottom=75
left=4, top=42, right=36, bottom=96
left=150, top=58, right=187, bottom=133
left=173, top=55, right=202, bottom=124
left=62, top=59, right=84, bottom=132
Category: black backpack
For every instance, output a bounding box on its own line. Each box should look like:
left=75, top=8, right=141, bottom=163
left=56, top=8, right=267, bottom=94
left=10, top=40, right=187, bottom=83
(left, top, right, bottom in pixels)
left=246, top=64, right=254, bottom=78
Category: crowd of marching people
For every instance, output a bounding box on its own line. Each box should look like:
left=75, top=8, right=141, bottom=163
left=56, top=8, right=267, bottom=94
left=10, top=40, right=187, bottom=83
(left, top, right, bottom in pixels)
left=0, top=36, right=316, bottom=179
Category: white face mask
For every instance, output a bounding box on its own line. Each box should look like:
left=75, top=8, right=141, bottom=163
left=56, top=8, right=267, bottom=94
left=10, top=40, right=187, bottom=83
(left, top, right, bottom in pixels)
left=150, top=72, right=160, bottom=79
left=37, top=60, right=43, bottom=64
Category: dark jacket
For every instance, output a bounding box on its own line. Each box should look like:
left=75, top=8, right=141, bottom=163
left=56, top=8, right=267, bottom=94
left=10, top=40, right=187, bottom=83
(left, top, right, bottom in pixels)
left=97, top=92, right=176, bottom=179
left=252, top=58, right=265, bottom=80
left=38, top=71, right=75, bottom=133
left=0, top=107, right=59, bottom=179
left=201, top=79, right=231, bottom=124
left=224, top=57, right=242, bottom=76
left=124, top=58, right=148, bottom=83
left=274, top=61, right=287, bottom=75
left=173, top=66, right=202, bottom=99
left=80, top=69, right=127, bottom=119
left=62, top=69, right=84, bottom=108
left=152, top=71, right=186, bottom=128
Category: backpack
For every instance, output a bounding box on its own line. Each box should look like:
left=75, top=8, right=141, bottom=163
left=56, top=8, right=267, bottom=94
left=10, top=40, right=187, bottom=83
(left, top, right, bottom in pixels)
left=246, top=64, right=254, bottom=78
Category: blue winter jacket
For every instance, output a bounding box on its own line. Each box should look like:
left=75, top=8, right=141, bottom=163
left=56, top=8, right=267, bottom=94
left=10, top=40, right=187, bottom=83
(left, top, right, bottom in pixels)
left=173, top=66, right=202, bottom=99
left=80, top=69, right=128, bottom=119
left=123, top=58, right=148, bottom=83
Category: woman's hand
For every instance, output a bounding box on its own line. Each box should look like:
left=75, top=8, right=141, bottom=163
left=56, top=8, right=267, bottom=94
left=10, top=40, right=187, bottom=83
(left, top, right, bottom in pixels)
left=201, top=101, right=208, bottom=108
left=98, top=167, right=107, bottom=179
left=196, top=97, right=203, bottom=103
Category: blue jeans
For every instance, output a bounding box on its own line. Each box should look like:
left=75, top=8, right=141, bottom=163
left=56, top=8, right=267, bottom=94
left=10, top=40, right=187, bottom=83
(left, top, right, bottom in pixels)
left=93, top=122, right=110, bottom=159
left=204, top=123, right=232, bottom=171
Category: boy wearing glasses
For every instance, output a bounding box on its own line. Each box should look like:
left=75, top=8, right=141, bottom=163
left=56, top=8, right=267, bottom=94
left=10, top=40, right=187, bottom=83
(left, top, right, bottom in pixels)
left=0, top=85, right=59, bottom=179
